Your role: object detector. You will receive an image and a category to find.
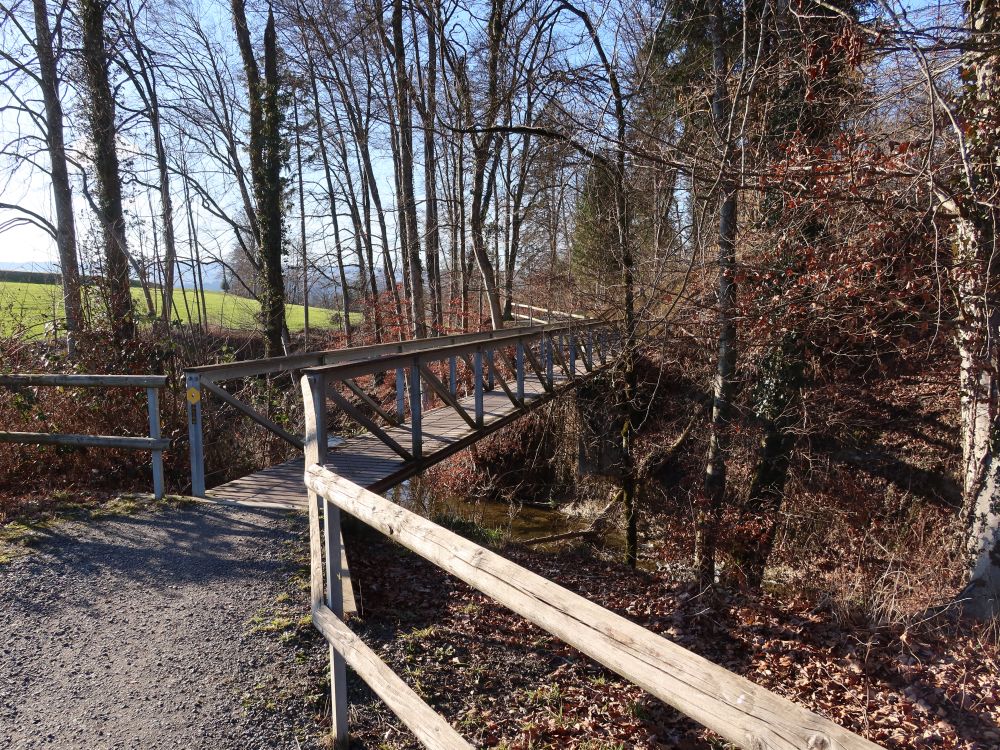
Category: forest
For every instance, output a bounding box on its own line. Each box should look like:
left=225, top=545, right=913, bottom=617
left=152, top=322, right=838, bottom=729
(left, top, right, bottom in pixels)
left=1, top=0, right=999, bottom=747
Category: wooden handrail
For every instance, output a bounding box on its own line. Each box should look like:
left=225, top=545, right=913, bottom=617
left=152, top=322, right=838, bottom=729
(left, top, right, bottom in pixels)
left=300, top=323, right=604, bottom=381
left=0, top=373, right=168, bottom=388
left=0, top=432, right=169, bottom=450
left=303, top=456, right=884, bottom=750
left=185, top=320, right=601, bottom=383
left=311, top=605, right=472, bottom=750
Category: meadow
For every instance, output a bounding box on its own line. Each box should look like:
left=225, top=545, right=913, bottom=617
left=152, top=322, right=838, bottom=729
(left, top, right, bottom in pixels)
left=0, top=280, right=360, bottom=337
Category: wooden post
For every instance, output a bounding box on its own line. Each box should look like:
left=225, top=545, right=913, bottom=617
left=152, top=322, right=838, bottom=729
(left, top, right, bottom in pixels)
left=515, top=340, right=525, bottom=404
left=396, top=367, right=406, bottom=422
left=449, top=355, right=457, bottom=396
left=147, top=387, right=164, bottom=500
left=485, top=350, right=495, bottom=391
left=474, top=349, right=484, bottom=427
left=303, top=372, right=349, bottom=745
left=409, top=358, right=422, bottom=458
left=185, top=373, right=205, bottom=497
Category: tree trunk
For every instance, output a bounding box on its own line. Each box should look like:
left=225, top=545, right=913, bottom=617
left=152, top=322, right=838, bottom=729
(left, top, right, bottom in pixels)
left=79, top=0, right=134, bottom=342
left=326, top=77, right=380, bottom=340
left=118, top=0, right=179, bottom=333
left=735, top=333, right=804, bottom=588
left=697, top=0, right=738, bottom=588
left=33, top=0, right=83, bottom=351
left=293, top=95, right=311, bottom=345
left=953, top=0, right=1000, bottom=620
left=306, top=60, right=353, bottom=345
left=458, top=137, right=470, bottom=330
left=232, top=0, right=288, bottom=355
left=470, top=138, right=504, bottom=329
left=391, top=0, right=426, bottom=338
left=421, top=0, right=443, bottom=333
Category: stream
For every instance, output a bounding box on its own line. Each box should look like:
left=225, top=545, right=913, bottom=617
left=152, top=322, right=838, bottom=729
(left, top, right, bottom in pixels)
left=389, top=478, right=626, bottom=551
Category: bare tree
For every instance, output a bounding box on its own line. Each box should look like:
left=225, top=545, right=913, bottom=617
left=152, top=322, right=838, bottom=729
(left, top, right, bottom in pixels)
left=231, top=0, right=288, bottom=355
left=79, top=0, right=134, bottom=341
left=32, top=0, right=83, bottom=347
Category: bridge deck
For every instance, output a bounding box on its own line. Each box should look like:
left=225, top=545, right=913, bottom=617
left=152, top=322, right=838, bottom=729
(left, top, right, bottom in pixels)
left=204, top=361, right=588, bottom=511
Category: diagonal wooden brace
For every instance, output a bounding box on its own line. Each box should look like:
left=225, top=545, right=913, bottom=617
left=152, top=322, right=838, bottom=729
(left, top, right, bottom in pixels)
left=343, top=378, right=401, bottom=427
left=327, top=388, right=412, bottom=460
left=417, top=364, right=477, bottom=429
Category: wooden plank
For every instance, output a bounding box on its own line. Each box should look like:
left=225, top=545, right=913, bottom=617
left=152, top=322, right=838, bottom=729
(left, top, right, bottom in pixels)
left=338, top=532, right=357, bottom=616
left=0, top=373, right=167, bottom=388
left=306, top=466, right=885, bottom=750
left=312, top=605, right=472, bottom=750
left=342, top=378, right=401, bottom=426
left=202, top=380, right=304, bottom=450
left=0, top=432, right=170, bottom=451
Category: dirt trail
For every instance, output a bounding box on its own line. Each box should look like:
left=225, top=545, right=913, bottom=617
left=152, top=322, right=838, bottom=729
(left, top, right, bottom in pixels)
left=1, top=502, right=320, bottom=750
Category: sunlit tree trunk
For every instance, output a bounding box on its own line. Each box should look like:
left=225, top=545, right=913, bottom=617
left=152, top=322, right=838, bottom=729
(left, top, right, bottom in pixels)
left=391, top=0, right=426, bottom=338
left=32, top=0, right=83, bottom=351
left=956, top=0, right=1000, bottom=618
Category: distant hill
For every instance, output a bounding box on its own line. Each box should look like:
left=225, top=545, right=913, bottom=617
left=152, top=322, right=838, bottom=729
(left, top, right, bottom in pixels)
left=0, top=264, right=224, bottom=291
left=0, top=269, right=156, bottom=289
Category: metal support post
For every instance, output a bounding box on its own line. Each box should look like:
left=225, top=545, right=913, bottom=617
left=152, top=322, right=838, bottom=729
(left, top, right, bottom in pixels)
left=474, top=349, right=484, bottom=427
left=147, top=387, right=164, bottom=500
left=185, top=373, right=205, bottom=497
left=516, top=341, right=525, bottom=404
left=396, top=367, right=406, bottom=422
left=409, top=359, right=422, bottom=458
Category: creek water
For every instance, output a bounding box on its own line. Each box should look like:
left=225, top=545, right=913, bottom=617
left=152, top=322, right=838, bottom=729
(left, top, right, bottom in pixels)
left=388, top=478, right=627, bottom=553
left=387, top=479, right=584, bottom=541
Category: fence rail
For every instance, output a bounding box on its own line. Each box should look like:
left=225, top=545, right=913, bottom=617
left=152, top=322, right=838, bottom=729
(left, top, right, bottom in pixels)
left=299, top=372, right=885, bottom=750
left=0, top=373, right=168, bottom=499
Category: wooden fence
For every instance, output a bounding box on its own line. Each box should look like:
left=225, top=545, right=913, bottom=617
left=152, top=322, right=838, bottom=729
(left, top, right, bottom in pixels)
left=300, top=375, right=886, bottom=750
left=0, top=373, right=168, bottom=499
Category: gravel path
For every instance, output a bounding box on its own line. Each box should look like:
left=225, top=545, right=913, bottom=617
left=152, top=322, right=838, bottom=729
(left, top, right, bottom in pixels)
left=1, top=502, right=322, bottom=750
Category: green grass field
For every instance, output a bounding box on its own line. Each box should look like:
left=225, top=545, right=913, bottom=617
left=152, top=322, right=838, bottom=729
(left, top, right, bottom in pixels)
left=0, top=281, right=360, bottom=337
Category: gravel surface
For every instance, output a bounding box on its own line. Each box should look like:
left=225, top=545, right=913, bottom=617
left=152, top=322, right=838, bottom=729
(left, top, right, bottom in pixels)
left=1, top=502, right=323, bottom=750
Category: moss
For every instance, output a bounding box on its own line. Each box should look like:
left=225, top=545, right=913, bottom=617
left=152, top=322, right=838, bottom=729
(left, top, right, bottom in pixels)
left=252, top=615, right=296, bottom=633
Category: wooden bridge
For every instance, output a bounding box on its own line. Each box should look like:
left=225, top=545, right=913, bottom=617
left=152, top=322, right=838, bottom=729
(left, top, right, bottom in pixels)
left=181, top=306, right=884, bottom=750
left=185, top=307, right=610, bottom=506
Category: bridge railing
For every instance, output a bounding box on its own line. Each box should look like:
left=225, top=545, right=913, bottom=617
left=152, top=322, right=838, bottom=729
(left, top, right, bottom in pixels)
left=300, top=319, right=614, bottom=465
left=300, top=375, right=884, bottom=750
left=183, top=319, right=614, bottom=496
left=0, top=373, right=168, bottom=499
